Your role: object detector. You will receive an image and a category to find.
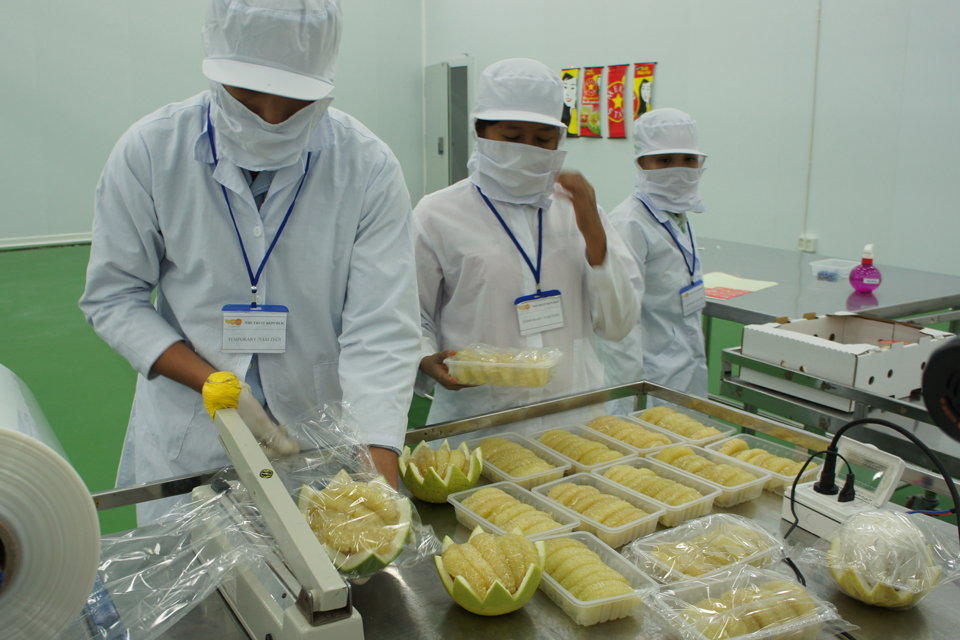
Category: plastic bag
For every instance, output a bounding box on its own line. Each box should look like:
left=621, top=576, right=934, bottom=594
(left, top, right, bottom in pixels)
left=274, top=402, right=441, bottom=580
left=798, top=509, right=960, bottom=610
left=444, top=343, right=563, bottom=387
left=58, top=476, right=274, bottom=640
left=621, top=514, right=783, bottom=584
left=643, top=565, right=855, bottom=640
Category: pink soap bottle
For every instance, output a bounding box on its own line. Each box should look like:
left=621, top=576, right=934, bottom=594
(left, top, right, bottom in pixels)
left=850, top=243, right=882, bottom=293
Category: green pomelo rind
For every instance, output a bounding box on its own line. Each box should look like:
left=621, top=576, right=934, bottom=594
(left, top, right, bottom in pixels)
left=297, top=479, right=413, bottom=575
left=435, top=527, right=545, bottom=616
left=399, top=441, right=483, bottom=503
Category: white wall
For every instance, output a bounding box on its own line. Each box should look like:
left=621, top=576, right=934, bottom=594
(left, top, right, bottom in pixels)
left=424, top=0, right=960, bottom=276
left=0, top=0, right=424, bottom=246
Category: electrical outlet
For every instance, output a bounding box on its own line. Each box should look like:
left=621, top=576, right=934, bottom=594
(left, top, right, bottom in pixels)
left=798, top=236, right=817, bottom=253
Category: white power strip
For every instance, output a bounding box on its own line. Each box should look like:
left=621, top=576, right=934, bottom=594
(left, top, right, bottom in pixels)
left=781, top=482, right=881, bottom=538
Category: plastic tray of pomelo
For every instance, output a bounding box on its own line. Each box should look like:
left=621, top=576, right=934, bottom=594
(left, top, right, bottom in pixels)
left=464, top=433, right=570, bottom=489
left=529, top=424, right=639, bottom=475
left=646, top=445, right=769, bottom=508
left=537, top=531, right=657, bottom=626
left=448, top=481, right=579, bottom=541
left=705, top=434, right=820, bottom=494
left=631, top=402, right=737, bottom=447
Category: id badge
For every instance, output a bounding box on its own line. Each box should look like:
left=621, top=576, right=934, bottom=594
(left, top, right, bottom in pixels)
left=680, top=280, right=706, bottom=316
left=222, top=304, right=289, bottom=353
left=515, top=289, right=564, bottom=336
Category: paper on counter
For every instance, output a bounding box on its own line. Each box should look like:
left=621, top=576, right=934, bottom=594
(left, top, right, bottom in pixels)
left=703, top=272, right=778, bottom=300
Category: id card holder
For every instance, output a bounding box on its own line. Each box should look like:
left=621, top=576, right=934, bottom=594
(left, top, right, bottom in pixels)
left=515, top=289, right=564, bottom=336
left=222, top=304, right=289, bottom=353
left=680, top=280, right=706, bottom=316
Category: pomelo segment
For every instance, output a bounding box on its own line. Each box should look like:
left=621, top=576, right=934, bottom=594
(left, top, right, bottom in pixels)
left=399, top=440, right=483, bottom=503
left=297, top=471, right=412, bottom=576
left=436, top=526, right=544, bottom=616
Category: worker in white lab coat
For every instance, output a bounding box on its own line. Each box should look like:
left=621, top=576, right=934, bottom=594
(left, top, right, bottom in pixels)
left=597, top=108, right=709, bottom=411
left=415, top=59, right=641, bottom=436
left=79, top=0, right=420, bottom=524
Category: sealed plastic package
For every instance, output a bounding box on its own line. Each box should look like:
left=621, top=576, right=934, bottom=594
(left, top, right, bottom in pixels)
left=621, top=514, right=783, bottom=584
left=644, top=565, right=853, bottom=640
left=799, top=509, right=960, bottom=609
left=444, top=343, right=563, bottom=387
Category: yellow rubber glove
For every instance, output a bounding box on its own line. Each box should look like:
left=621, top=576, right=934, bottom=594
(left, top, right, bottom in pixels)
left=202, top=371, right=242, bottom=419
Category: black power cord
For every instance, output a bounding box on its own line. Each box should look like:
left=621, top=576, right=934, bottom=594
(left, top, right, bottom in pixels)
left=815, top=418, right=960, bottom=546
left=784, top=450, right=855, bottom=541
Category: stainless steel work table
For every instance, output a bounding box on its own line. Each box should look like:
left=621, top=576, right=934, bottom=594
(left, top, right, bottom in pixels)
left=697, top=237, right=960, bottom=328
left=139, top=385, right=960, bottom=640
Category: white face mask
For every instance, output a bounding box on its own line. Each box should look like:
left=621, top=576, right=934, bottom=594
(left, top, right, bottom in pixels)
left=469, top=137, right=567, bottom=208
left=635, top=166, right=706, bottom=213
left=209, top=82, right=332, bottom=171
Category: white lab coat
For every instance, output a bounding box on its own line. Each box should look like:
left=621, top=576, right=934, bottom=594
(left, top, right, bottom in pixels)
left=597, top=191, right=708, bottom=410
left=414, top=179, right=641, bottom=438
left=80, top=92, right=421, bottom=524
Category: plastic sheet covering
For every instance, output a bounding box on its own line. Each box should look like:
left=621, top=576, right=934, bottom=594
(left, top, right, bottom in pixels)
left=798, top=509, right=960, bottom=610
left=621, top=514, right=783, bottom=584
left=57, top=478, right=273, bottom=640
left=643, top=566, right=854, bottom=640
left=279, top=403, right=441, bottom=580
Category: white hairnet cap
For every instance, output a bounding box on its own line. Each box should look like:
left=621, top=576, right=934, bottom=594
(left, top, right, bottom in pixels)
left=472, top=59, right=565, bottom=128
left=202, top=0, right=341, bottom=101
left=633, top=108, right=707, bottom=159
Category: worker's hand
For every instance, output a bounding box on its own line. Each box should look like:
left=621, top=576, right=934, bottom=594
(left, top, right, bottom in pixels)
left=369, top=446, right=399, bottom=490
left=236, top=383, right=301, bottom=458
left=420, top=350, right=474, bottom=391
left=557, top=172, right=607, bottom=267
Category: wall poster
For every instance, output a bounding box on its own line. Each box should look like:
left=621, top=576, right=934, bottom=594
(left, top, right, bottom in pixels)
left=633, top=62, right=657, bottom=119
left=561, top=68, right=579, bottom=137
left=606, top=64, right=628, bottom=138
left=579, top=66, right=603, bottom=137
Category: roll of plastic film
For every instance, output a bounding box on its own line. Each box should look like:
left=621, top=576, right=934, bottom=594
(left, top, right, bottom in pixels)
left=0, top=364, right=100, bottom=640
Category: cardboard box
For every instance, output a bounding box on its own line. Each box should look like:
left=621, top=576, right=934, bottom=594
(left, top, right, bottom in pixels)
left=739, top=313, right=954, bottom=412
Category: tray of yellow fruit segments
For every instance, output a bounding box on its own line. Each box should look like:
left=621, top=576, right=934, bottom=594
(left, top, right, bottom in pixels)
left=464, top=433, right=571, bottom=489
left=531, top=425, right=639, bottom=474
left=644, top=566, right=846, bottom=640
left=584, top=415, right=686, bottom=454
left=448, top=482, right=580, bottom=541
left=443, top=344, right=563, bottom=387
left=705, top=435, right=820, bottom=495
left=632, top=402, right=737, bottom=447
left=538, top=531, right=659, bottom=626
left=592, top=457, right=721, bottom=527
left=435, top=525, right=545, bottom=616
left=621, top=514, right=783, bottom=585
left=648, top=446, right=769, bottom=508
left=534, top=473, right=664, bottom=548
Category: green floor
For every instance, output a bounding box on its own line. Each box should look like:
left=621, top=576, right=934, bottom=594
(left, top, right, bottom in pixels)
left=1, top=245, right=954, bottom=533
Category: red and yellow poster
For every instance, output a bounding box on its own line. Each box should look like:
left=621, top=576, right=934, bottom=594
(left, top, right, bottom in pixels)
left=579, top=67, right=603, bottom=137
left=606, top=64, right=627, bottom=138
left=561, top=68, right=579, bottom=137
left=633, top=62, right=657, bottom=119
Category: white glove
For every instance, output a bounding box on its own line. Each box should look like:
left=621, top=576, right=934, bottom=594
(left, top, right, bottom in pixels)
left=237, top=383, right=301, bottom=458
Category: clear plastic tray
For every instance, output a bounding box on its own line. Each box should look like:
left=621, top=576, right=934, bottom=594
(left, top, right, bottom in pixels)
left=621, top=514, right=783, bottom=584
left=583, top=415, right=686, bottom=454
left=538, top=531, right=658, bottom=626
left=645, top=446, right=769, bottom=508
left=528, top=424, right=639, bottom=475
left=463, top=433, right=571, bottom=490
left=705, top=434, right=820, bottom=494
left=809, top=258, right=858, bottom=280
left=446, top=481, right=579, bottom=541
left=645, top=566, right=837, bottom=640
left=443, top=347, right=563, bottom=387
left=631, top=401, right=737, bottom=447
left=532, top=473, right=664, bottom=548
left=591, top=457, right=721, bottom=527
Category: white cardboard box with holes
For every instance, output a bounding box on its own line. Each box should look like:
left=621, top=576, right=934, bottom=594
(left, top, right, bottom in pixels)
left=739, top=313, right=954, bottom=412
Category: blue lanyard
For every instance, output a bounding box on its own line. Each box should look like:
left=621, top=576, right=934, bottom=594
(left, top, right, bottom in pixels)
left=639, top=199, right=697, bottom=281
left=206, top=106, right=311, bottom=308
left=477, top=186, right=544, bottom=292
